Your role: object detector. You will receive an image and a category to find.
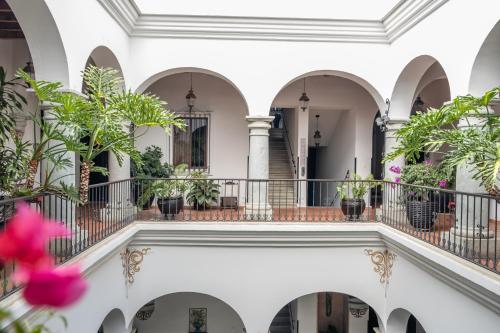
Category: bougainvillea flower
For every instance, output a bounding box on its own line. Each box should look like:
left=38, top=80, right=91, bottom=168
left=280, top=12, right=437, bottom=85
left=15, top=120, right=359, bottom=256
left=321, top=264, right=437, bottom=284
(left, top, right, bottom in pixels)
left=20, top=264, right=87, bottom=308
left=438, top=180, right=447, bottom=188
left=395, top=177, right=401, bottom=183
left=0, top=203, right=71, bottom=268
left=389, top=165, right=401, bottom=174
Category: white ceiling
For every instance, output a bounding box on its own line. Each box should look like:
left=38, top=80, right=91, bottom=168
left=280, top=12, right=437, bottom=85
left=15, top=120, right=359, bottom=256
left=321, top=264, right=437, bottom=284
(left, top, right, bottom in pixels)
left=133, top=0, right=401, bottom=20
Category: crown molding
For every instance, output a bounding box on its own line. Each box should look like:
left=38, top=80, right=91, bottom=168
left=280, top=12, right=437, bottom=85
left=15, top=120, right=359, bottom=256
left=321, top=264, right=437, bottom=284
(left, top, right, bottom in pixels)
left=101, top=0, right=449, bottom=42
left=383, top=0, right=449, bottom=41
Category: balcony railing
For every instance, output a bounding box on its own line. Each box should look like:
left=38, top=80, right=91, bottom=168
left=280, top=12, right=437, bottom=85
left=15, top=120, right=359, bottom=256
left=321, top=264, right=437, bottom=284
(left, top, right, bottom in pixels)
left=0, top=178, right=498, bottom=300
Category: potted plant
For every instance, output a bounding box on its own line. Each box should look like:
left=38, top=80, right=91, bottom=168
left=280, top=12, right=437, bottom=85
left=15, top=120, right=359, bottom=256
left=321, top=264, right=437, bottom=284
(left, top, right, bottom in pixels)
left=132, top=145, right=173, bottom=209
left=385, top=86, right=499, bottom=197
left=137, top=164, right=188, bottom=219
left=393, top=162, right=453, bottom=230
left=186, top=171, right=220, bottom=210
left=337, top=174, right=376, bottom=220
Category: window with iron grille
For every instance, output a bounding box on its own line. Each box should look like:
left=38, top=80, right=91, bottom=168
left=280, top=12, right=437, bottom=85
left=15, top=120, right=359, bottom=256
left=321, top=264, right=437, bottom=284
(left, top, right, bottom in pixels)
left=173, top=116, right=209, bottom=169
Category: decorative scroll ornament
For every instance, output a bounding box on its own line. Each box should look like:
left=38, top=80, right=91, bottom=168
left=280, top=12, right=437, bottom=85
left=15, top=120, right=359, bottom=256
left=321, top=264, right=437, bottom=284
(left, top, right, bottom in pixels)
left=365, top=249, right=396, bottom=285
left=121, top=247, right=151, bottom=284
left=349, top=307, right=368, bottom=318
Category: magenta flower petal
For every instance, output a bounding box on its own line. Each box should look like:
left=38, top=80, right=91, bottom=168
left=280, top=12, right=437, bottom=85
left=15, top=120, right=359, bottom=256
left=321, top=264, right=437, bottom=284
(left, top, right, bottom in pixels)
left=22, top=265, right=88, bottom=308
left=395, top=177, right=401, bottom=183
left=0, top=203, right=71, bottom=267
left=438, top=180, right=447, bottom=188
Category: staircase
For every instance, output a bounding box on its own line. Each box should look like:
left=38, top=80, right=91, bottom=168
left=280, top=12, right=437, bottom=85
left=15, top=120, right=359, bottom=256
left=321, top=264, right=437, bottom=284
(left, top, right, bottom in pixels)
left=269, top=304, right=293, bottom=333
left=269, top=128, right=296, bottom=207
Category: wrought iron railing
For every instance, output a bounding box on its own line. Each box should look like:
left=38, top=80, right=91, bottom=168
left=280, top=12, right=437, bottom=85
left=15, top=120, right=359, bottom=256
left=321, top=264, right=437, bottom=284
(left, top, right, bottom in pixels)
left=0, top=178, right=498, bottom=300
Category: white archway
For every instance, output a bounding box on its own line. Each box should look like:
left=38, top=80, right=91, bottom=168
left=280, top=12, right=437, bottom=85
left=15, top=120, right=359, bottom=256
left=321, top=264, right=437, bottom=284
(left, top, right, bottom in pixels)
left=98, top=308, right=128, bottom=333
left=386, top=308, right=427, bottom=333
left=131, top=292, right=247, bottom=333
left=273, top=70, right=386, bottom=112
left=469, top=20, right=500, bottom=95
left=84, top=45, right=125, bottom=89
left=135, top=66, right=249, bottom=115
left=6, top=0, right=69, bottom=85
left=390, top=55, right=448, bottom=120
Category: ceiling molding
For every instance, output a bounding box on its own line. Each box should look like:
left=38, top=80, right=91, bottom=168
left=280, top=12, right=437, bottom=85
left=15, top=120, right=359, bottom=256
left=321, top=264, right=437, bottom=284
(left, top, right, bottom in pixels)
left=98, top=0, right=449, bottom=43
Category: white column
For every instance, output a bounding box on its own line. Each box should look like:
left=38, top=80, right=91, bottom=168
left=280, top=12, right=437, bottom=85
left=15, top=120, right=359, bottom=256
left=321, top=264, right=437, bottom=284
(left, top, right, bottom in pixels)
left=383, top=121, right=406, bottom=219
left=348, top=297, right=369, bottom=333
left=41, top=102, right=77, bottom=188
left=296, top=107, right=309, bottom=206
left=246, top=116, right=274, bottom=220
left=41, top=101, right=81, bottom=256
left=450, top=114, right=494, bottom=256
left=383, top=121, right=406, bottom=181
left=102, top=123, right=134, bottom=221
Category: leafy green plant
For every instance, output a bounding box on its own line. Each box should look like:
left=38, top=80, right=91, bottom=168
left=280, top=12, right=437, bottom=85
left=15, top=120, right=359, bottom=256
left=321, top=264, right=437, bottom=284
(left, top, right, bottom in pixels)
left=385, top=86, right=499, bottom=196
left=133, top=145, right=172, bottom=178
left=20, top=66, right=186, bottom=204
left=399, top=162, right=454, bottom=188
left=136, top=164, right=188, bottom=207
left=186, top=171, right=220, bottom=210
left=0, top=66, right=26, bottom=145
left=337, top=174, right=377, bottom=200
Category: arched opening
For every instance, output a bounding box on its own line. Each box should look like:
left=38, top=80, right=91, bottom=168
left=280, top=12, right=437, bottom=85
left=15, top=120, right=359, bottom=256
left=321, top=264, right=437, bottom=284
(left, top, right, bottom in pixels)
left=0, top=0, right=41, bottom=186
left=135, top=69, right=249, bottom=177
left=132, top=292, right=246, bottom=333
left=387, top=308, right=427, bottom=333
left=270, top=71, right=383, bottom=213
left=267, top=292, right=382, bottom=333
left=469, top=20, right=500, bottom=96
left=390, top=55, right=450, bottom=121
left=80, top=46, right=125, bottom=201
left=97, top=308, right=127, bottom=333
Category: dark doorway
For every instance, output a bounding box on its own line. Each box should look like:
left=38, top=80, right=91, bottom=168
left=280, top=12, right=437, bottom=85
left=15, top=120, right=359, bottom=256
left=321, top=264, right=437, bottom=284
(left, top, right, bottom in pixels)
left=371, top=111, right=385, bottom=180
left=81, top=135, right=109, bottom=202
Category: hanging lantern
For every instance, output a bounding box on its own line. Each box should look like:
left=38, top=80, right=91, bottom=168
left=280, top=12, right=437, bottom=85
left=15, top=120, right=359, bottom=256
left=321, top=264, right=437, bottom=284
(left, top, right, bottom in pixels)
left=313, top=114, right=321, bottom=147
left=299, top=78, right=310, bottom=111
left=186, top=73, right=196, bottom=110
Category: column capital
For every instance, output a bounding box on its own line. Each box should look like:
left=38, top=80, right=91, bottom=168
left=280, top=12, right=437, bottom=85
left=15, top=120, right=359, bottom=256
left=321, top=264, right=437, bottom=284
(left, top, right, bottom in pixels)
left=246, top=115, right=274, bottom=126
left=246, top=116, right=274, bottom=135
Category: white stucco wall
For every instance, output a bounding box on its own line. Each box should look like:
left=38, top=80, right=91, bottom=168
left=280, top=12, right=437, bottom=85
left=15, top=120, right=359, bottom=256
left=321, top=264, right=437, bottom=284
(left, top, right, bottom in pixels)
left=134, top=293, right=245, bottom=333
left=8, top=223, right=495, bottom=333
left=135, top=72, right=249, bottom=179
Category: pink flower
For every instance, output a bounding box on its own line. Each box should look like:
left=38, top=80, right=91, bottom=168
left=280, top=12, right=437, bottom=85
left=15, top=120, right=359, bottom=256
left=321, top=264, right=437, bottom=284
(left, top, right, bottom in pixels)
left=395, top=177, right=401, bottom=183
left=389, top=165, right=401, bottom=174
left=0, top=203, right=71, bottom=268
left=438, top=180, right=447, bottom=188
left=18, top=265, right=87, bottom=308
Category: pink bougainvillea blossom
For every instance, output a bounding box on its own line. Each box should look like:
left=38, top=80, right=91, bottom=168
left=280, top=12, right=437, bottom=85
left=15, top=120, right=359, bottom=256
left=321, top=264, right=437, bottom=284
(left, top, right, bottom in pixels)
left=0, top=203, right=71, bottom=268
left=389, top=165, right=401, bottom=174
left=395, top=177, right=401, bottom=183
left=438, top=180, right=447, bottom=188
left=19, top=264, right=87, bottom=308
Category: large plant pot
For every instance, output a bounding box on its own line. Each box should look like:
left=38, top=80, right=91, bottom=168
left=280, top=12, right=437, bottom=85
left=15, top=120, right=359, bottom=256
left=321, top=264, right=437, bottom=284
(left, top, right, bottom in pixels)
left=428, top=191, right=454, bottom=213
left=157, top=196, right=184, bottom=219
left=133, top=183, right=154, bottom=209
left=406, top=200, right=437, bottom=231
left=341, top=198, right=366, bottom=220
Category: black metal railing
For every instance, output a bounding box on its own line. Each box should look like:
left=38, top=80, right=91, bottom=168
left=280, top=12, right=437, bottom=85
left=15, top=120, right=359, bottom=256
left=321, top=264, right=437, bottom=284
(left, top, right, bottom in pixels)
left=0, top=179, right=135, bottom=299
left=382, top=181, right=499, bottom=273
left=133, top=178, right=380, bottom=223
left=0, top=178, right=498, bottom=300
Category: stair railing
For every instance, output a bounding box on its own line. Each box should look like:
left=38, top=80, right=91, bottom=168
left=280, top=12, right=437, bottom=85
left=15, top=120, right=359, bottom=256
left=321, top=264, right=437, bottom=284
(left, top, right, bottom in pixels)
left=288, top=304, right=295, bottom=333
left=282, top=120, right=297, bottom=176
left=330, top=169, right=350, bottom=206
